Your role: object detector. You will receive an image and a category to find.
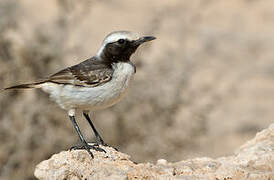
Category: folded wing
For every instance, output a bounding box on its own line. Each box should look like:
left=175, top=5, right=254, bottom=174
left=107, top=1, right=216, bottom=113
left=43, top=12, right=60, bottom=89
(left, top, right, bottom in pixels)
left=48, top=57, right=113, bottom=87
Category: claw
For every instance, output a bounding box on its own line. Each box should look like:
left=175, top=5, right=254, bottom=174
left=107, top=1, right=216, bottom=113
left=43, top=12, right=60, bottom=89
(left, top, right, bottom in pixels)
left=101, top=143, right=118, bottom=151
left=70, top=143, right=106, bottom=154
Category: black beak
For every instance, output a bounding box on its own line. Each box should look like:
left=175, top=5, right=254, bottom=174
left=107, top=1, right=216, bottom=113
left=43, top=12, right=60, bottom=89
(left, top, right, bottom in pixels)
left=134, top=36, right=156, bottom=46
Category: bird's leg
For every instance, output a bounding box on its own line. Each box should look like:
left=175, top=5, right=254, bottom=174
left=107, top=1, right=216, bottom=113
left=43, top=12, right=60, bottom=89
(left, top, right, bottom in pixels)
left=83, top=112, right=118, bottom=151
left=83, top=112, right=106, bottom=146
left=69, top=115, right=106, bottom=157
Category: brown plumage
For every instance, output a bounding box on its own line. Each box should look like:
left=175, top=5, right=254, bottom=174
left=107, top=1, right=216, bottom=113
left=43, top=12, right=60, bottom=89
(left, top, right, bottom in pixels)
left=4, top=57, right=114, bottom=90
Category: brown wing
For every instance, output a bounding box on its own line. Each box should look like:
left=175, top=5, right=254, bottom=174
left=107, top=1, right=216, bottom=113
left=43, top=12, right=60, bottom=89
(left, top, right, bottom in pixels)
left=48, top=57, right=113, bottom=87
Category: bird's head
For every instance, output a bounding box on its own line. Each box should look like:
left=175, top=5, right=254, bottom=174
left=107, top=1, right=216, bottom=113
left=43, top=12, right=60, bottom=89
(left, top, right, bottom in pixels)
left=97, top=31, right=156, bottom=62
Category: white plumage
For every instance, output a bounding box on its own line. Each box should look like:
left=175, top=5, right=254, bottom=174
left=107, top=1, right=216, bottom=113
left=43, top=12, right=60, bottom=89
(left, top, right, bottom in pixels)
left=41, top=62, right=135, bottom=113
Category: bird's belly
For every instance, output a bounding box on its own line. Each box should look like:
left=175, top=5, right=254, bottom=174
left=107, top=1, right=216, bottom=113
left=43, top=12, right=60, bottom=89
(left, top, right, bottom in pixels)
left=63, top=81, right=130, bottom=110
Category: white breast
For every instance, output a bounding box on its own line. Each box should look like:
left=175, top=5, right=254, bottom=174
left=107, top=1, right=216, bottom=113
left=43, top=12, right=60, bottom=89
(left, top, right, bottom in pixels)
left=41, top=62, right=135, bottom=111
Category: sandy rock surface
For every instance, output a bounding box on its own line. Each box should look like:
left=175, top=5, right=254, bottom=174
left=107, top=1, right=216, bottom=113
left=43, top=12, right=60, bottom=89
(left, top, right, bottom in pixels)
left=35, top=124, right=274, bottom=180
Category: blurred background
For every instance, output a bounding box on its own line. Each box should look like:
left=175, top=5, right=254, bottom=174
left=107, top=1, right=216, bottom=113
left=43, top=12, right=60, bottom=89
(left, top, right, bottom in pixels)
left=0, top=0, right=274, bottom=179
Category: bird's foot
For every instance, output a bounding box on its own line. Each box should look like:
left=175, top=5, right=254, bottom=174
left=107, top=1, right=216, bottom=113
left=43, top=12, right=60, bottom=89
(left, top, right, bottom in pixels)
left=100, top=143, right=118, bottom=151
left=70, top=143, right=106, bottom=156
left=94, top=139, right=118, bottom=151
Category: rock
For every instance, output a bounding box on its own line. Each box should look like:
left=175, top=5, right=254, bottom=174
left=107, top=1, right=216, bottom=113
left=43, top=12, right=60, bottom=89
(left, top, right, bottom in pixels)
left=34, top=124, right=274, bottom=180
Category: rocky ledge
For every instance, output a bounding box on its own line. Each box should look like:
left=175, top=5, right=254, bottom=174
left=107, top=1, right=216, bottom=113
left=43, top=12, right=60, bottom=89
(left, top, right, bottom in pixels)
left=34, top=124, right=274, bottom=180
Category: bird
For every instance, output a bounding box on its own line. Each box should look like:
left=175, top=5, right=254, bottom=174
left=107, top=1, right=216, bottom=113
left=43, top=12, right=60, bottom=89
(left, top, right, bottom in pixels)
left=4, top=31, right=156, bottom=158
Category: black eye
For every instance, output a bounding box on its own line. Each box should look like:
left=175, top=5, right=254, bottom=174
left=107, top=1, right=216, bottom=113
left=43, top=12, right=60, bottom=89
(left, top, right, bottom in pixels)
left=117, top=39, right=125, bottom=44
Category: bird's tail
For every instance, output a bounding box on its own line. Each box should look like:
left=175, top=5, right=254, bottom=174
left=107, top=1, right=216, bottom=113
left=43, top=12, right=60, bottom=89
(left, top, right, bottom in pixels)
left=3, top=81, right=45, bottom=90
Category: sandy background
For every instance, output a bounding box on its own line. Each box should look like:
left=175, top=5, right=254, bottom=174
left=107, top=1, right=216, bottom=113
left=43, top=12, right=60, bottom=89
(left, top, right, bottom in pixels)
left=0, top=0, right=274, bottom=179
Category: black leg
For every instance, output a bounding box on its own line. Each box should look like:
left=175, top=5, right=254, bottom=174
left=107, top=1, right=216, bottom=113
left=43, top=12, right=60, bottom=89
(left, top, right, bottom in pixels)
left=83, top=112, right=105, bottom=145
left=69, top=115, right=105, bottom=158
